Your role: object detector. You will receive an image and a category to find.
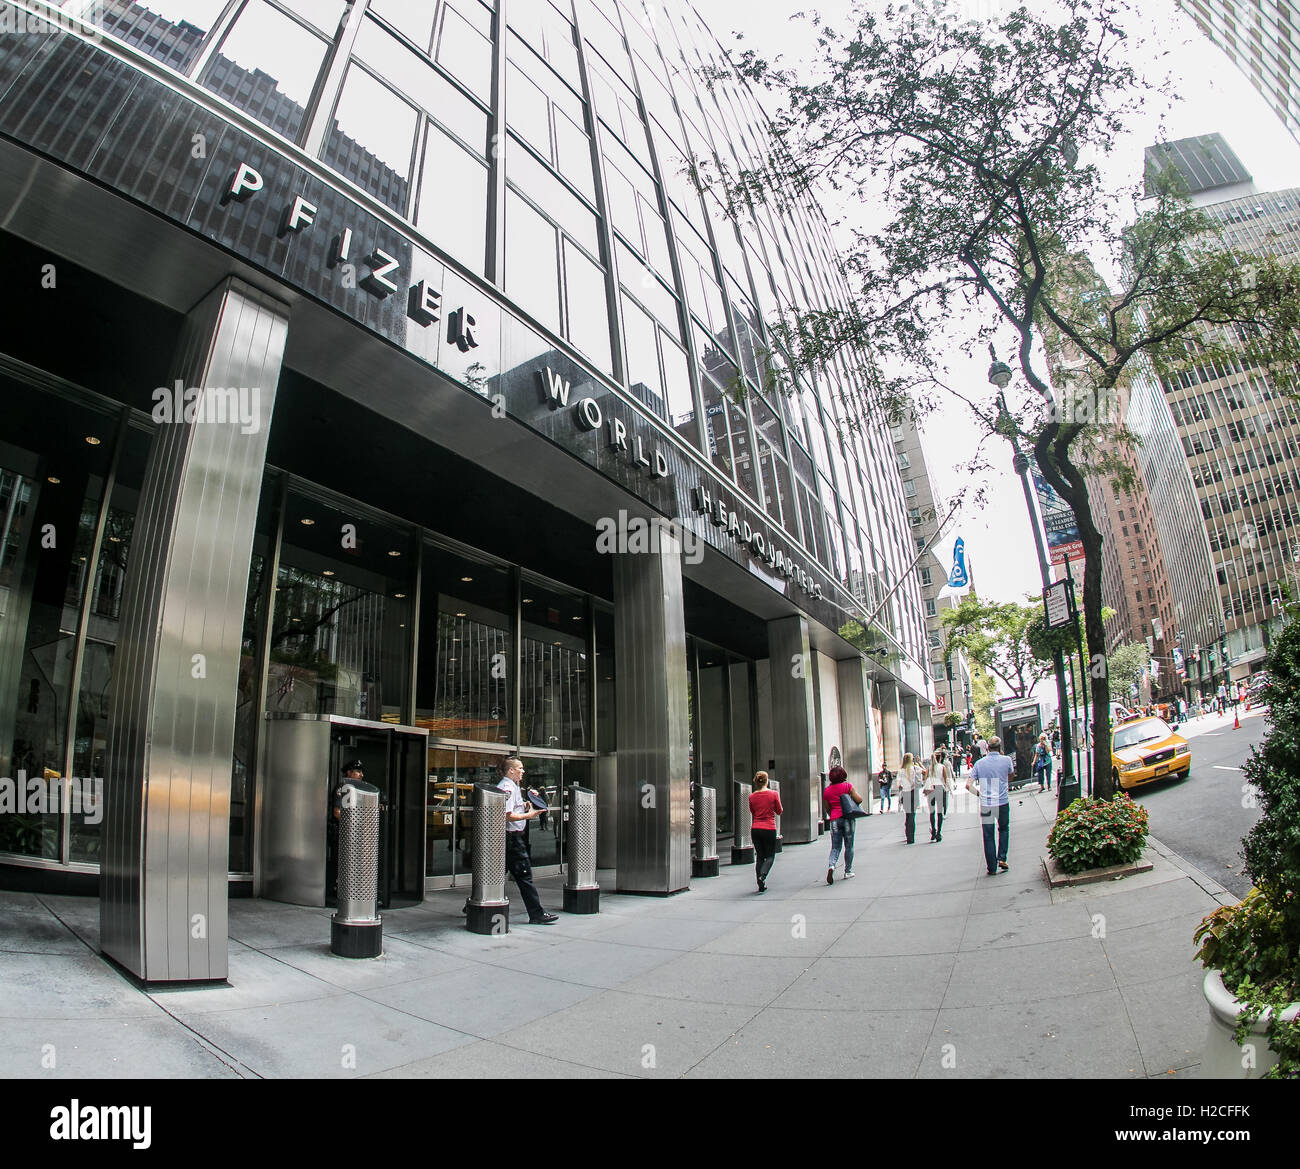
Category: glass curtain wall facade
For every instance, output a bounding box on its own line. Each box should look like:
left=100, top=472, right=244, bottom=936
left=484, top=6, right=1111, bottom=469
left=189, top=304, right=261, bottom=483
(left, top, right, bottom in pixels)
left=0, top=0, right=934, bottom=896
left=74, top=0, right=928, bottom=675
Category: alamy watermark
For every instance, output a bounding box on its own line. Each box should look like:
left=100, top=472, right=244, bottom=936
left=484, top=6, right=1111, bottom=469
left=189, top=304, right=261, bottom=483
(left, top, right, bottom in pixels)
left=595, top=510, right=704, bottom=565
left=0, top=2, right=106, bottom=40
left=151, top=381, right=262, bottom=434
left=0, top=772, right=102, bottom=824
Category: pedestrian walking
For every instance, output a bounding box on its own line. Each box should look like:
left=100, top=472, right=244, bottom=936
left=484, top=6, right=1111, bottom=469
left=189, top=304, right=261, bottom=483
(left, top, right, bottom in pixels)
left=896, top=752, right=921, bottom=845
left=878, top=764, right=893, bottom=814
left=1033, top=733, right=1053, bottom=792
left=967, top=736, right=1015, bottom=875
left=923, top=747, right=955, bottom=842
left=1051, top=726, right=1060, bottom=759
left=951, top=748, right=962, bottom=777
left=498, top=757, right=558, bottom=923
left=748, top=771, right=783, bottom=894
left=822, top=765, right=863, bottom=884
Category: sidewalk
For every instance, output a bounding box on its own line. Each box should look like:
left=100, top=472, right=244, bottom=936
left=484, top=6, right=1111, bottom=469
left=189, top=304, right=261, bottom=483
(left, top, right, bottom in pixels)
left=0, top=790, right=1237, bottom=1079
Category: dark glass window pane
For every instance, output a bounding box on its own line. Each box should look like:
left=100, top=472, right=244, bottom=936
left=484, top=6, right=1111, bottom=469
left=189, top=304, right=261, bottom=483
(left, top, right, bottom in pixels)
left=520, top=581, right=589, bottom=751
left=661, top=335, right=697, bottom=445
left=323, top=65, right=418, bottom=214
left=0, top=383, right=123, bottom=862
left=505, top=190, right=561, bottom=332
left=416, top=122, right=489, bottom=275
left=415, top=547, right=512, bottom=743
left=518, top=754, right=561, bottom=868
left=202, top=0, right=328, bottom=141
left=266, top=494, right=413, bottom=722
left=563, top=239, right=612, bottom=373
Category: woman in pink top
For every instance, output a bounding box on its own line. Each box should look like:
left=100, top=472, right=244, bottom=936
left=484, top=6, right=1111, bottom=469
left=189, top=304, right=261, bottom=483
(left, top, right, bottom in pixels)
left=822, top=765, right=864, bottom=885
left=748, top=772, right=784, bottom=893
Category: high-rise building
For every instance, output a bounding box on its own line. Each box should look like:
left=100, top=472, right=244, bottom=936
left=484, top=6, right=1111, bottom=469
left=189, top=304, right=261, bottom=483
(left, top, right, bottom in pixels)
left=890, top=413, right=971, bottom=741
left=0, top=0, right=931, bottom=981
left=1177, top=0, right=1300, bottom=148
left=1135, top=134, right=1299, bottom=692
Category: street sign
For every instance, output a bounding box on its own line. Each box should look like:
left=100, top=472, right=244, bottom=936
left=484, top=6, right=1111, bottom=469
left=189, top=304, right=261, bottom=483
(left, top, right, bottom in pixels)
left=935, top=694, right=947, bottom=712
left=1044, top=581, right=1071, bottom=629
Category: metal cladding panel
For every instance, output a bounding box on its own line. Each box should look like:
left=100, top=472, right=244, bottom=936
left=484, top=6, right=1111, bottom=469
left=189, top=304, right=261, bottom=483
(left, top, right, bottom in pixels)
left=837, top=657, right=871, bottom=781
left=102, top=277, right=287, bottom=982
left=880, top=683, right=903, bottom=770
left=902, top=694, right=923, bottom=760
left=767, top=616, right=818, bottom=843
left=257, top=718, right=331, bottom=906
left=613, top=545, right=690, bottom=894
left=813, top=650, right=842, bottom=772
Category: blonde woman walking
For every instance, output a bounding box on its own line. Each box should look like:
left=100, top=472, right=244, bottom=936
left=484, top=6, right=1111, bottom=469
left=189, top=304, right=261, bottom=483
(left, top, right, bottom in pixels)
left=923, top=747, right=956, bottom=842
left=896, top=753, right=922, bottom=845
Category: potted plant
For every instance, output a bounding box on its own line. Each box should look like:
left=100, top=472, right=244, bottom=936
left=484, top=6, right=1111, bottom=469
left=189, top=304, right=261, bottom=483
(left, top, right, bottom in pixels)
left=1193, top=602, right=1300, bottom=1079
left=1046, top=792, right=1149, bottom=874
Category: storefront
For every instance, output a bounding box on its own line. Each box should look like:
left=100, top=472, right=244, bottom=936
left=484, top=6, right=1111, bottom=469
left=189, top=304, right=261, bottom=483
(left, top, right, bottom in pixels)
left=0, top=0, right=933, bottom=982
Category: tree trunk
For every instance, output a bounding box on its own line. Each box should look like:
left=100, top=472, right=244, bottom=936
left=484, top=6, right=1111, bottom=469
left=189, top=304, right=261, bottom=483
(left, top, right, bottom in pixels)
left=1033, top=424, right=1115, bottom=801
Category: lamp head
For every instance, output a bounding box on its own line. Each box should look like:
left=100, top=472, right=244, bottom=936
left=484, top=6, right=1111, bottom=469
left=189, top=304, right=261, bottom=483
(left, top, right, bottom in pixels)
left=988, top=361, right=1013, bottom=389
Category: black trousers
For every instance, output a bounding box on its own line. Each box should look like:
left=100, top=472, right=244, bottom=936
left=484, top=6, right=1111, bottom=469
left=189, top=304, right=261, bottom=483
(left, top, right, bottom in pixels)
left=505, top=832, right=546, bottom=920
left=929, top=791, right=949, bottom=838
left=902, top=788, right=917, bottom=843
left=752, top=828, right=777, bottom=883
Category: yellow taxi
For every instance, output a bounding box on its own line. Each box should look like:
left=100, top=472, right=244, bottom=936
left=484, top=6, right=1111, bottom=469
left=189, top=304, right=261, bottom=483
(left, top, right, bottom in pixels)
left=1110, top=715, right=1191, bottom=790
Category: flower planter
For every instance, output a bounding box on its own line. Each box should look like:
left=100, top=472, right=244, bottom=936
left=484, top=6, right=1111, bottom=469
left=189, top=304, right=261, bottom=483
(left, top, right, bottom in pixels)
left=1201, top=969, right=1300, bottom=1079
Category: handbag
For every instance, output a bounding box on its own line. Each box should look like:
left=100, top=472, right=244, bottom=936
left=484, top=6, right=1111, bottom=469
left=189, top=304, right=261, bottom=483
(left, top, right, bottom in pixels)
left=840, top=791, right=867, bottom=819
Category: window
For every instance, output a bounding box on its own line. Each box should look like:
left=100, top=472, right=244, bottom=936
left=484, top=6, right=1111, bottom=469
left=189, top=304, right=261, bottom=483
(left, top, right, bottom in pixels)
left=920, top=567, right=932, bottom=586
left=925, top=599, right=937, bottom=617
left=902, top=479, right=917, bottom=498
left=324, top=66, right=419, bottom=214
left=416, top=122, right=489, bottom=274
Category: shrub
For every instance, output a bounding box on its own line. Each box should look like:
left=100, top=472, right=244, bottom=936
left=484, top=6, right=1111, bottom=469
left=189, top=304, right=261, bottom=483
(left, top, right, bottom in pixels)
left=1194, top=601, right=1300, bottom=1077
left=1046, top=794, right=1148, bottom=874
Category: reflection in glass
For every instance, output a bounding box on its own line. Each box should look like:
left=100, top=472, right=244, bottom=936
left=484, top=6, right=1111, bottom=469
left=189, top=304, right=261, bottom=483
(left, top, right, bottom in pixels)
left=94, top=0, right=229, bottom=72
left=417, top=122, right=489, bottom=275
left=505, top=191, right=561, bottom=332
left=0, top=383, right=123, bottom=862
left=519, top=755, right=561, bottom=869
left=324, top=66, right=418, bottom=214
left=415, top=547, right=512, bottom=743
left=437, top=5, right=493, bottom=102
left=520, top=581, right=588, bottom=750
left=368, top=0, right=435, bottom=49
left=563, top=239, right=612, bottom=373
left=266, top=495, right=412, bottom=722
left=202, top=0, right=329, bottom=142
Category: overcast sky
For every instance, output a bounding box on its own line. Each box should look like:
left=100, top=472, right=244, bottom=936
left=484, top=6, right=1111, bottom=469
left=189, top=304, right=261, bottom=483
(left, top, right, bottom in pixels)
left=686, top=0, right=1300, bottom=672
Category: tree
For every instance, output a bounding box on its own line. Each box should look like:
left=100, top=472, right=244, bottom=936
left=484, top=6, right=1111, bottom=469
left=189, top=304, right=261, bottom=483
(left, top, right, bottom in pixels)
left=704, top=0, right=1300, bottom=798
left=969, top=662, right=998, bottom=738
left=1106, top=641, right=1152, bottom=703
left=941, top=594, right=1052, bottom=698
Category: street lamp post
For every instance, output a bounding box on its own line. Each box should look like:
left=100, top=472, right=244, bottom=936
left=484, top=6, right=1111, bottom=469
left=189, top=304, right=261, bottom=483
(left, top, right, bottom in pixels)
left=989, top=357, right=1079, bottom=812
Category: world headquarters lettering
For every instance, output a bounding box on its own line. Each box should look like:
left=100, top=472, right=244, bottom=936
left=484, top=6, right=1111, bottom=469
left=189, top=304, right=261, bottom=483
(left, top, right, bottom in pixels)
left=692, top=486, right=824, bottom=601
left=539, top=367, right=670, bottom=479
left=222, top=163, right=481, bottom=351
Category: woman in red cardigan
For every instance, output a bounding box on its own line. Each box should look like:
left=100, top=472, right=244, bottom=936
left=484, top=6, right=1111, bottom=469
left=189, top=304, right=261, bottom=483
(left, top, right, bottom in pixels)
left=748, top=772, right=784, bottom=894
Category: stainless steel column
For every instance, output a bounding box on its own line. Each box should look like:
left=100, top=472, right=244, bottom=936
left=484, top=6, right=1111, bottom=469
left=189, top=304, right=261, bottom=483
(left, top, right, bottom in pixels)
left=881, top=682, right=903, bottom=770
left=102, top=278, right=288, bottom=983
left=730, top=780, right=754, bottom=864
left=837, top=657, right=872, bottom=791
left=766, top=615, right=819, bottom=844
left=613, top=535, right=690, bottom=894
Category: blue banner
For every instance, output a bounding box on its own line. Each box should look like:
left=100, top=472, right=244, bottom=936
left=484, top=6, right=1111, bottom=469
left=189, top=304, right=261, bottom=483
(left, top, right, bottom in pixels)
left=948, top=537, right=969, bottom=588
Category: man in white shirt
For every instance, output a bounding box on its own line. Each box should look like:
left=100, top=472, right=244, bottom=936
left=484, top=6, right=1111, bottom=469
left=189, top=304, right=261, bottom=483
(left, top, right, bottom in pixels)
left=966, top=736, right=1014, bottom=875
left=499, top=757, right=558, bottom=924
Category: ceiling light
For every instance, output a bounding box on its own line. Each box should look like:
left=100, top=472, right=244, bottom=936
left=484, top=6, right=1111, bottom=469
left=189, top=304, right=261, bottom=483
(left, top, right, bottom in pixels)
left=300, top=517, right=315, bottom=526
left=84, top=436, right=101, bottom=445
left=322, top=570, right=335, bottom=577
left=388, top=550, right=401, bottom=557
left=461, top=575, right=473, bottom=582
left=394, top=593, right=406, bottom=598
left=46, top=476, right=60, bottom=485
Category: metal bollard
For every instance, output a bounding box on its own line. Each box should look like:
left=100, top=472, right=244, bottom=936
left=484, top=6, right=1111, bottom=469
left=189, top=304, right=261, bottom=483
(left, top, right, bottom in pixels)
left=731, top=781, right=754, bottom=865
left=770, top=778, right=783, bottom=853
left=331, top=780, right=382, bottom=958
left=466, top=785, right=510, bottom=935
left=563, top=786, right=600, bottom=913
left=692, top=785, right=719, bottom=877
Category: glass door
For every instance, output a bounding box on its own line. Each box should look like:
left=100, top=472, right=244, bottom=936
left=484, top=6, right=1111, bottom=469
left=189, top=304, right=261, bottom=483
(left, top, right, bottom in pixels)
left=518, top=755, right=562, bottom=870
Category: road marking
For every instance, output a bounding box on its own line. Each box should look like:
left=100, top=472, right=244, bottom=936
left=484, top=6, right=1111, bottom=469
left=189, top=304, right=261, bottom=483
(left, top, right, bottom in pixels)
left=1214, top=765, right=1242, bottom=771
left=1202, top=733, right=1223, bottom=737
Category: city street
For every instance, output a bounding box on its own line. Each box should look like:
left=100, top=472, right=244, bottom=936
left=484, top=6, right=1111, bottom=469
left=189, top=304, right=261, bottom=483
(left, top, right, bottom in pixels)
left=1057, top=707, right=1268, bottom=900
left=1128, top=708, right=1268, bottom=900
